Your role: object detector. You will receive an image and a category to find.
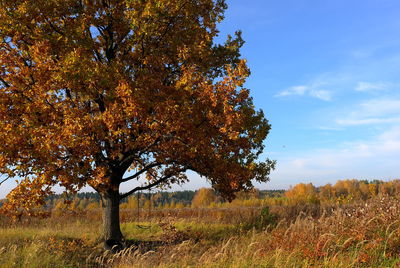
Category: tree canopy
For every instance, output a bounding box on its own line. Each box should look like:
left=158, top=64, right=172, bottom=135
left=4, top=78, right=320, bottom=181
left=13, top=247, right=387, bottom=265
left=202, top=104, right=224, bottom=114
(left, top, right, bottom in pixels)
left=0, top=0, right=274, bottom=242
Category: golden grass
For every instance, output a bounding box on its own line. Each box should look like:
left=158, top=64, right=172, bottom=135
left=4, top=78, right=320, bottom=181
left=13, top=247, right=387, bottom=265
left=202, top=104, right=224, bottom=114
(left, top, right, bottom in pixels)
left=2, top=196, right=400, bottom=267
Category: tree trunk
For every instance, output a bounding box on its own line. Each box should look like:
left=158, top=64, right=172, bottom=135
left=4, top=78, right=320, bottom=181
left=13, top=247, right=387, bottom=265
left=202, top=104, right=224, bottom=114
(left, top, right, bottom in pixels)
left=101, top=190, right=124, bottom=251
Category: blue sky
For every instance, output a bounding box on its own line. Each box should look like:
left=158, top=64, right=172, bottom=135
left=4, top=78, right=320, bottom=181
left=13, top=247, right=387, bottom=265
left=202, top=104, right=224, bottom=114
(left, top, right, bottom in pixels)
left=1, top=0, right=400, bottom=197
left=153, top=0, right=400, bottom=192
left=215, top=0, right=400, bottom=189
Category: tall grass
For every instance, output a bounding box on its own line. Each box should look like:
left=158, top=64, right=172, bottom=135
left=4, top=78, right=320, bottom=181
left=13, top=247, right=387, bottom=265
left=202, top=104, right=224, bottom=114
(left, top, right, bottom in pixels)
left=2, top=195, right=400, bottom=267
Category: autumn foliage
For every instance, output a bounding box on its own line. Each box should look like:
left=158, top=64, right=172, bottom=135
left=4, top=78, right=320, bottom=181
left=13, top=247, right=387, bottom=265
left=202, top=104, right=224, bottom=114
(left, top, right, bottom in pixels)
left=0, top=0, right=274, bottom=243
left=191, top=188, right=217, bottom=208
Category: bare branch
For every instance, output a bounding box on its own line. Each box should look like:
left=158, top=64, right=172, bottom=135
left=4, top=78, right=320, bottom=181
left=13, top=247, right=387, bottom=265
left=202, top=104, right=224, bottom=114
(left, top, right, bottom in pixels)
left=120, top=162, right=161, bottom=183
left=86, top=26, right=104, bottom=63
left=45, top=18, right=65, bottom=36
left=136, top=137, right=162, bottom=157
left=119, top=168, right=186, bottom=199
left=0, top=77, right=10, bottom=88
left=0, top=175, right=10, bottom=186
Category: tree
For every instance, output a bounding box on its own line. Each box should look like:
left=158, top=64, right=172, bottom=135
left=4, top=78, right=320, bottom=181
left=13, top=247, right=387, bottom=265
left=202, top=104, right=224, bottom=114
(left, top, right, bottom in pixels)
left=319, top=183, right=334, bottom=203
left=0, top=0, right=275, bottom=247
left=285, top=183, right=319, bottom=205
left=191, top=187, right=217, bottom=208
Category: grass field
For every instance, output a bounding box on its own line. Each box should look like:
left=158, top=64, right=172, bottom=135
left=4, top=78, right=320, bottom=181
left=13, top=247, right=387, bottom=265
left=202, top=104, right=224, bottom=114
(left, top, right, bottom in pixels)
left=1, top=196, right=400, bottom=267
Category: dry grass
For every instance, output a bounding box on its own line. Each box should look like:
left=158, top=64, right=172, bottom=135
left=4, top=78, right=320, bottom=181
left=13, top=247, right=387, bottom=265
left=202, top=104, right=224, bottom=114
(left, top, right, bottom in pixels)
left=2, top=196, right=400, bottom=267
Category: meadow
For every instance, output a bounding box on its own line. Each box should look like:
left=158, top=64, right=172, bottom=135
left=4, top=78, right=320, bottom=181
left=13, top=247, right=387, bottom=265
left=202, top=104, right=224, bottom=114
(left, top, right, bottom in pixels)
left=1, top=180, right=400, bottom=267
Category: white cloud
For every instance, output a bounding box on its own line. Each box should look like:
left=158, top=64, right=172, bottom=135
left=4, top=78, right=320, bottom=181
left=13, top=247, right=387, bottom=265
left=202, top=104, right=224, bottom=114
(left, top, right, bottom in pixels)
left=275, top=85, right=332, bottom=101
left=355, top=81, right=391, bottom=92
left=337, top=117, right=400, bottom=126
left=358, top=99, right=400, bottom=117
left=275, top=85, right=308, bottom=97
left=336, top=98, right=400, bottom=126
left=309, top=90, right=332, bottom=101
left=269, top=126, right=400, bottom=188
left=275, top=44, right=400, bottom=102
left=378, top=126, right=400, bottom=152
left=317, top=126, right=344, bottom=131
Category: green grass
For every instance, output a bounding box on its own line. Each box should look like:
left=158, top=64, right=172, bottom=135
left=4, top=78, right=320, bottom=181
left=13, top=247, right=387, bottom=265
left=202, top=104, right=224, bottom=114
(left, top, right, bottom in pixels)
left=122, top=222, right=163, bottom=240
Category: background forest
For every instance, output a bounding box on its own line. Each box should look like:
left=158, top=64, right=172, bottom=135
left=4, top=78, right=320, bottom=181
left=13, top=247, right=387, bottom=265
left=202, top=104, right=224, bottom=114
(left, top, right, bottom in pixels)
left=30, top=179, right=400, bottom=211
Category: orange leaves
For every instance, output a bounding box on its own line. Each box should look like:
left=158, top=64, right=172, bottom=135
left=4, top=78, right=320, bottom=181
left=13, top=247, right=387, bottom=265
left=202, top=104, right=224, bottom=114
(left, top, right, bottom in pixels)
left=285, top=183, right=320, bottom=205
left=88, top=166, right=111, bottom=191
left=1, top=176, right=53, bottom=218
left=0, top=0, right=273, bottom=213
left=191, top=188, right=217, bottom=208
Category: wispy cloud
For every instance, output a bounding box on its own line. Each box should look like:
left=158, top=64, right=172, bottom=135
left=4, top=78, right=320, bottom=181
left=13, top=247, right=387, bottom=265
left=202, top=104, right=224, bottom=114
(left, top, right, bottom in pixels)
left=275, top=42, right=400, bottom=103
left=317, top=126, right=344, bottom=131
left=270, top=126, right=400, bottom=187
left=276, top=85, right=308, bottom=97
left=276, top=85, right=333, bottom=101
left=336, top=98, right=400, bottom=126
left=309, top=90, right=332, bottom=101
left=355, top=81, right=391, bottom=92
left=337, top=117, right=400, bottom=126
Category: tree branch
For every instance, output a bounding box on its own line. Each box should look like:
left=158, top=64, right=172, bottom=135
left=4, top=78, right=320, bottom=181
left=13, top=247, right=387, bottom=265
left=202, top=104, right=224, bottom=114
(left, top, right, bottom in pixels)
left=45, top=17, right=65, bottom=36
left=119, top=168, right=186, bottom=199
left=86, top=27, right=104, bottom=63
left=156, top=1, right=189, bottom=46
left=120, top=162, right=161, bottom=183
left=0, top=175, right=10, bottom=186
left=0, top=77, right=10, bottom=88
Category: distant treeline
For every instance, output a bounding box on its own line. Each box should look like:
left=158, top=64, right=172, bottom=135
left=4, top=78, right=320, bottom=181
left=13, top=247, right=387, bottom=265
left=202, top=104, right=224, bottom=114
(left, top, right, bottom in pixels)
left=44, top=189, right=285, bottom=209
left=3, top=179, right=398, bottom=211
left=283, top=179, right=400, bottom=205
left=46, top=190, right=197, bottom=206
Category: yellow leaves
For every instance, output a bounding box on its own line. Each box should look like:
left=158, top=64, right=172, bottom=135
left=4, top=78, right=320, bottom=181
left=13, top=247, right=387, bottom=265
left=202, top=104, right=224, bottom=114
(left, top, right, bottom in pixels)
left=0, top=0, right=272, bottom=214
left=0, top=175, right=54, bottom=218
left=88, top=166, right=111, bottom=191
left=177, top=45, right=191, bottom=61
left=32, top=41, right=52, bottom=60
left=227, top=131, right=239, bottom=140
left=191, top=188, right=217, bottom=208
left=0, top=154, right=6, bottom=168
left=16, top=2, right=28, bottom=14
left=83, top=0, right=96, bottom=8
left=223, top=59, right=250, bottom=88
left=285, top=183, right=319, bottom=205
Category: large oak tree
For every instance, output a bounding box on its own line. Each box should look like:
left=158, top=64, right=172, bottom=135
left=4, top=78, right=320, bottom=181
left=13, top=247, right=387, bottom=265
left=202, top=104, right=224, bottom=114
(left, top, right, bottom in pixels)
left=0, top=0, right=275, bottom=247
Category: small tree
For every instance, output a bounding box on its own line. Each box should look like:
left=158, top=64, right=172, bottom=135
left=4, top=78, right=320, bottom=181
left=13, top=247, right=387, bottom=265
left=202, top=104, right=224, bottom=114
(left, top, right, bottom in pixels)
left=0, top=0, right=274, bottom=247
left=191, top=188, right=217, bottom=208
left=285, top=183, right=319, bottom=205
